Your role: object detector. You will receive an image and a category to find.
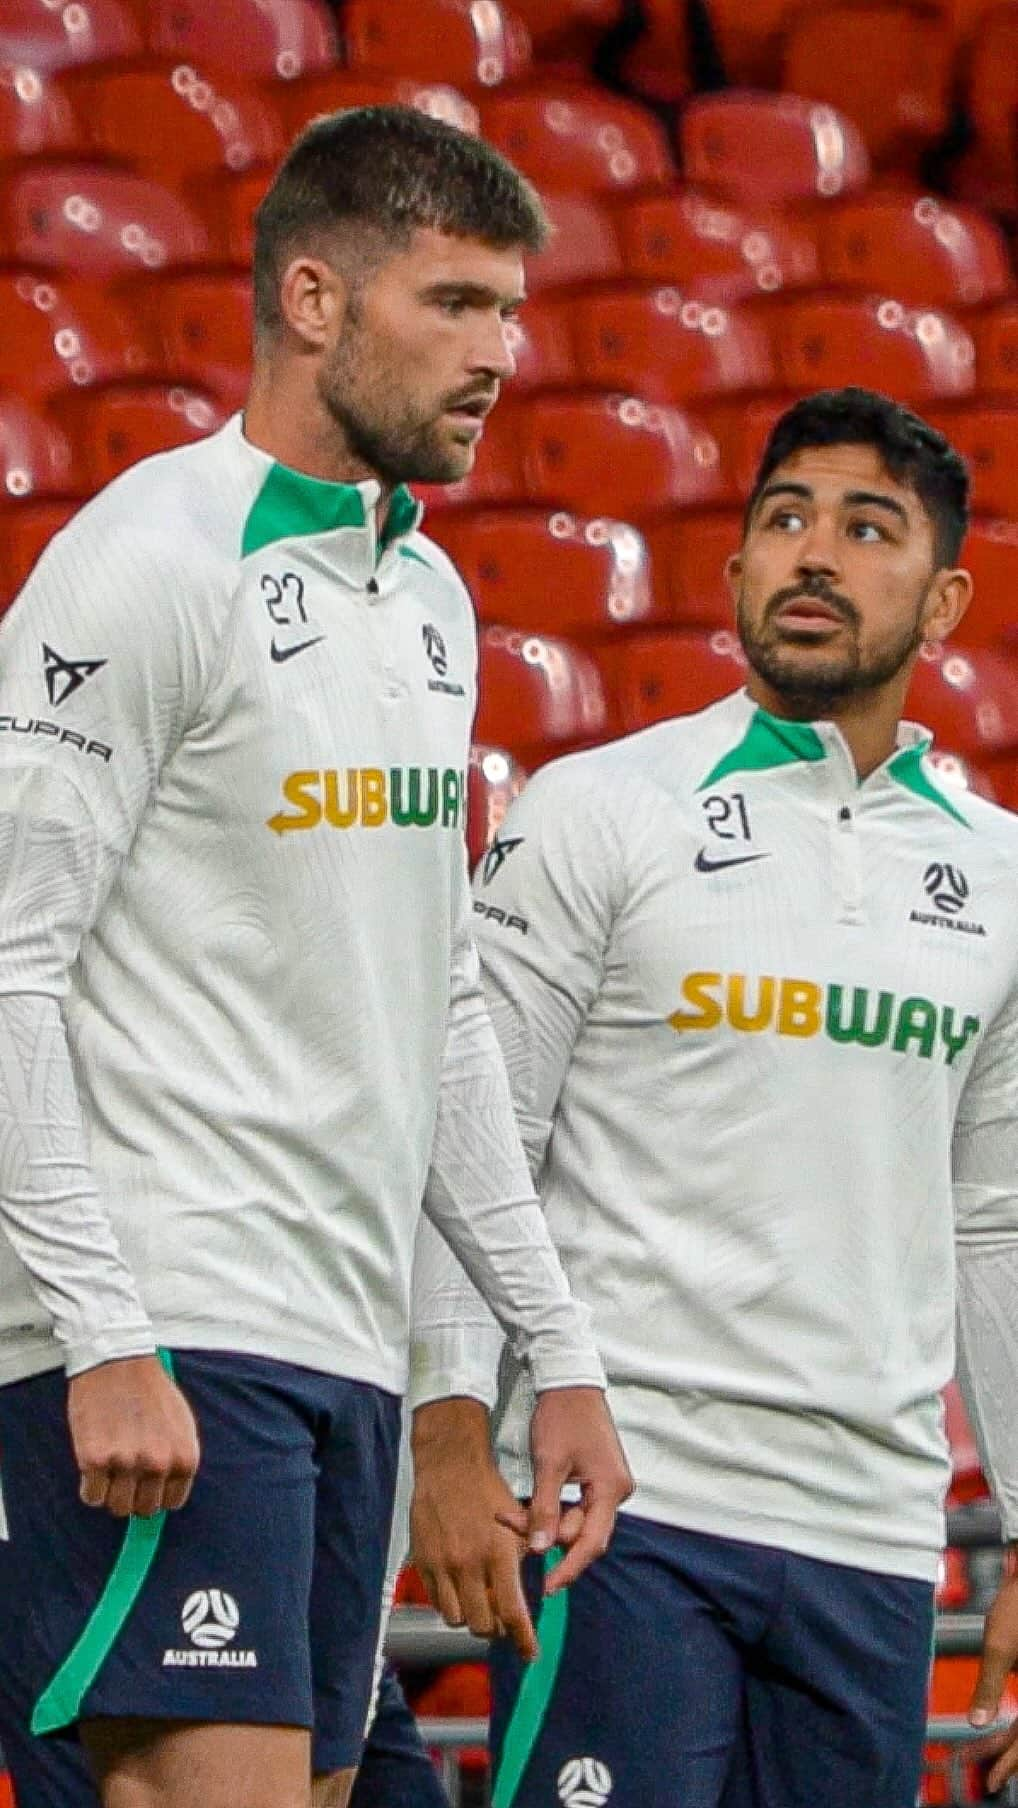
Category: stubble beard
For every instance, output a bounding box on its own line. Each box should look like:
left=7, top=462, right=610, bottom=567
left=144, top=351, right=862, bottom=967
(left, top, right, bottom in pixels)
left=318, top=334, right=472, bottom=487
left=736, top=589, right=928, bottom=720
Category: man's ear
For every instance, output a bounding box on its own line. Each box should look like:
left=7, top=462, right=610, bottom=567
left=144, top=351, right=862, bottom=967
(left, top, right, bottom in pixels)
left=277, top=256, right=346, bottom=351
left=922, top=566, right=974, bottom=647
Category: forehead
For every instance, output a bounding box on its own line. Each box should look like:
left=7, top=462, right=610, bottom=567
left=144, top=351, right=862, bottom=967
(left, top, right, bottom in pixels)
left=763, top=442, right=924, bottom=520
left=379, top=225, right=526, bottom=297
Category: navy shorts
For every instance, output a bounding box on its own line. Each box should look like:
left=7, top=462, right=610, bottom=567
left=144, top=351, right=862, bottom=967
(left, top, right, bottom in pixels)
left=0, top=1349, right=401, bottom=1787
left=349, top=1662, right=449, bottom=1808
left=0, top=1661, right=445, bottom=1808
left=490, top=1513, right=935, bottom=1808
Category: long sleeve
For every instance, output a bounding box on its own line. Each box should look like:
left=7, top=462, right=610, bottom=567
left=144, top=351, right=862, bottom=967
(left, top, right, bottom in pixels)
left=0, top=522, right=216, bottom=1373
left=420, top=838, right=605, bottom=1397
left=412, top=759, right=624, bottom=1409
left=953, top=976, right=1018, bottom=1540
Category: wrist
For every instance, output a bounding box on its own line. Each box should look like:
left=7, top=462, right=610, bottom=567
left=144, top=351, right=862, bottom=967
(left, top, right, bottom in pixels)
left=411, top=1396, right=491, bottom=1464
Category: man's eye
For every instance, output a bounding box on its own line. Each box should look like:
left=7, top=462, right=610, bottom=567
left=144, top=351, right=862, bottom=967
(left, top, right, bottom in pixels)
left=439, top=298, right=467, bottom=317
left=768, top=510, right=805, bottom=532
left=850, top=521, right=885, bottom=542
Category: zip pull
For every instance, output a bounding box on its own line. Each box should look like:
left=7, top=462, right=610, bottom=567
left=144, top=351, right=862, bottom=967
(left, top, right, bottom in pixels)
left=838, top=804, right=852, bottom=824
left=366, top=577, right=379, bottom=598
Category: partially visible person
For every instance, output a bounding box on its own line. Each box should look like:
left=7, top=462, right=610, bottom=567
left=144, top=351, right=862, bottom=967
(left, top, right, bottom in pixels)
left=410, top=388, right=1018, bottom=1806
left=0, top=105, right=630, bottom=1808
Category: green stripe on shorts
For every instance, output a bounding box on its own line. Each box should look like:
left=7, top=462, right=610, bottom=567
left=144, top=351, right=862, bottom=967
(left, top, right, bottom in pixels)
left=492, top=1547, right=569, bottom=1808
left=32, top=1348, right=177, bottom=1736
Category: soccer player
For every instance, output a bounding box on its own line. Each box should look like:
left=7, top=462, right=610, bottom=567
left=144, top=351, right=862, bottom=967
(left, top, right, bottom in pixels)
left=0, top=108, right=632, bottom=1808
left=410, top=389, right=1018, bottom=1807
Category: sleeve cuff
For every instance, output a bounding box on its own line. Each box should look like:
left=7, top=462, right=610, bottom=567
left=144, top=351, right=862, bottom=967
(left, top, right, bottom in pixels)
left=62, top=1322, right=158, bottom=1378
left=408, top=1322, right=505, bottom=1413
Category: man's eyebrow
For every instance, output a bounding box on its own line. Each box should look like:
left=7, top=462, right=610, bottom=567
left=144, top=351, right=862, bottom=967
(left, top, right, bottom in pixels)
left=842, top=488, right=910, bottom=524
left=419, top=280, right=526, bottom=307
left=752, top=480, right=910, bottom=525
left=752, top=480, right=812, bottom=512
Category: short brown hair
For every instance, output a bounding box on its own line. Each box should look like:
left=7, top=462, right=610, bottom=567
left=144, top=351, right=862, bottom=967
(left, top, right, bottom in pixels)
left=253, top=104, right=548, bottom=334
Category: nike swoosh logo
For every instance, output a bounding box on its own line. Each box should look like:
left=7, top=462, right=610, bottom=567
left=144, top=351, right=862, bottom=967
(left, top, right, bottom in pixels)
left=270, top=635, right=325, bottom=664
left=694, top=849, right=772, bottom=873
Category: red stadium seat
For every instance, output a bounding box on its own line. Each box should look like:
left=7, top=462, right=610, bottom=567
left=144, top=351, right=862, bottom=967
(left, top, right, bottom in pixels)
left=429, top=507, right=659, bottom=634
left=413, top=1663, right=489, bottom=1771
left=957, top=518, right=1018, bottom=648
left=927, top=404, right=1018, bottom=517
left=0, top=271, right=147, bottom=398
left=2, top=0, right=143, bottom=70
left=782, top=5, right=954, bottom=169
left=680, top=93, right=869, bottom=207
left=565, top=285, right=776, bottom=405
left=821, top=192, right=1012, bottom=308
left=606, top=627, right=748, bottom=732
left=274, top=72, right=480, bottom=139
left=480, top=87, right=675, bottom=195
left=0, top=1771, right=14, bottom=1808
left=966, top=3, right=1018, bottom=160
left=123, top=273, right=253, bottom=410
left=645, top=509, right=742, bottom=629
left=525, top=191, right=624, bottom=292
left=341, top=0, right=532, bottom=87
left=502, top=298, right=577, bottom=393
left=615, top=189, right=819, bottom=302
left=613, top=0, right=692, bottom=106
left=0, top=63, right=85, bottom=160
left=198, top=169, right=272, bottom=263
left=474, top=625, right=610, bottom=759
left=0, top=163, right=210, bottom=274
left=0, top=498, right=80, bottom=603
left=507, top=0, right=623, bottom=59
left=699, top=393, right=798, bottom=502
left=697, top=0, right=803, bottom=86
left=60, top=64, right=285, bottom=182
left=52, top=384, right=225, bottom=492
left=514, top=394, right=726, bottom=520
left=0, top=392, right=76, bottom=499
left=905, top=641, right=1018, bottom=759
left=467, top=742, right=528, bottom=869
left=140, top=0, right=337, bottom=79
left=772, top=297, right=976, bottom=403
left=970, top=301, right=1018, bottom=399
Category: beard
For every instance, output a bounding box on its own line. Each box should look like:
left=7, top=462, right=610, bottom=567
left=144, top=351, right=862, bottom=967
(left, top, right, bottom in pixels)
left=317, top=318, right=481, bottom=486
left=736, top=577, right=928, bottom=718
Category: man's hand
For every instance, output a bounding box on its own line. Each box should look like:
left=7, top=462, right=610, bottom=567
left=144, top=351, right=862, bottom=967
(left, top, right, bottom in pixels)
left=965, top=1543, right=1018, bottom=1793
left=411, top=1397, right=538, bottom=1662
left=67, top=1354, right=200, bottom=1518
left=410, top=1403, right=538, bottom=1656
left=498, top=1386, right=634, bottom=1594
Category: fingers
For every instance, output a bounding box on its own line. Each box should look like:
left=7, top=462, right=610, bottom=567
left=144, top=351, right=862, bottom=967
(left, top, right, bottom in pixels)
left=543, top=1493, right=614, bottom=1594
left=489, top=1539, right=538, bottom=1663
left=525, top=1459, right=566, bottom=1557
left=986, top=1728, right=1018, bottom=1795
left=969, top=1632, right=1016, bottom=1727
left=78, top=1459, right=197, bottom=1519
left=495, top=1501, right=529, bottom=1538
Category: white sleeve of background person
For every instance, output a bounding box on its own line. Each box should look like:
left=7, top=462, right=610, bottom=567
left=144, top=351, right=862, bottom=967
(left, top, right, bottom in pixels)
left=953, top=974, right=1018, bottom=1541
left=408, top=1210, right=504, bottom=1411
left=0, top=516, right=214, bottom=1375
left=420, top=844, right=605, bottom=1395
left=471, top=759, right=628, bottom=1178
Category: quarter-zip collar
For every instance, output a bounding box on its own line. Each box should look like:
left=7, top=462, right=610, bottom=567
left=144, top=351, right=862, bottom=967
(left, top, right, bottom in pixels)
left=232, top=414, right=424, bottom=584
left=698, top=689, right=968, bottom=826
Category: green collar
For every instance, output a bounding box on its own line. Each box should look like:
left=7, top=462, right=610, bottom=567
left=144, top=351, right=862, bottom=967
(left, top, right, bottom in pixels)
left=241, top=460, right=422, bottom=560
left=698, top=705, right=969, bottom=827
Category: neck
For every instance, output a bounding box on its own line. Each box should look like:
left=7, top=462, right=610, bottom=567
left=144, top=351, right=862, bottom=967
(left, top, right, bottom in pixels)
left=745, top=673, right=911, bottom=780
left=244, top=361, right=395, bottom=511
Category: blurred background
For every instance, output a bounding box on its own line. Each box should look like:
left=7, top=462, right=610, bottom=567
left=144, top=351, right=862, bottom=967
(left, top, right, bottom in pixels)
left=3, top=0, right=1018, bottom=1800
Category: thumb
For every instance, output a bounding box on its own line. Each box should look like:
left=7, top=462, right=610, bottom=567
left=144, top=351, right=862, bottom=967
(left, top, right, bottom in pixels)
left=969, top=1642, right=1011, bottom=1726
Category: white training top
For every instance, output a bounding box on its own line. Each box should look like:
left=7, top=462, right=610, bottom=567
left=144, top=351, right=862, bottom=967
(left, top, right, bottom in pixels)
left=0, top=414, right=603, bottom=1399
left=422, top=688, right=1018, bottom=1579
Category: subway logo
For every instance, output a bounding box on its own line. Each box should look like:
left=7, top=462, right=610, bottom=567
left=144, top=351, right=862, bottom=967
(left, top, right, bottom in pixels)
left=268, top=766, right=466, bottom=835
left=668, top=973, right=980, bottom=1065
